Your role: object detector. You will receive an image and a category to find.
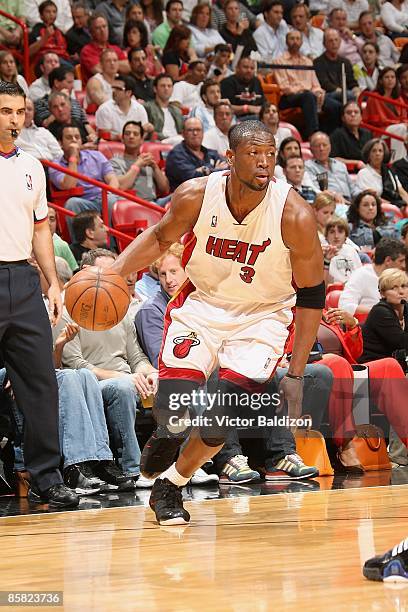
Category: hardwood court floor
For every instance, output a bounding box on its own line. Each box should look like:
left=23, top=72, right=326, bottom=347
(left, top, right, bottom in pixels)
left=0, top=482, right=407, bottom=611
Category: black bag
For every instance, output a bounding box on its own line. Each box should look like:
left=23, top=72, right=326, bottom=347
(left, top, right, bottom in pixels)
left=382, top=166, right=406, bottom=208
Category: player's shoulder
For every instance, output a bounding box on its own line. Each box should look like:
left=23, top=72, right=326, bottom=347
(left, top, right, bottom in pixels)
left=173, top=176, right=210, bottom=203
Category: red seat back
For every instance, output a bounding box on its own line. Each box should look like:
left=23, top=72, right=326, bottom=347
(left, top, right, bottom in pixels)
left=140, top=142, right=173, bottom=168
left=98, top=141, right=125, bottom=160
left=380, top=202, right=404, bottom=222
left=112, top=199, right=163, bottom=251
left=325, top=289, right=342, bottom=309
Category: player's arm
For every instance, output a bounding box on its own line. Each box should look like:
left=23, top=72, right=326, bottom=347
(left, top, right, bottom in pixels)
left=111, top=177, right=207, bottom=278
left=282, top=189, right=324, bottom=378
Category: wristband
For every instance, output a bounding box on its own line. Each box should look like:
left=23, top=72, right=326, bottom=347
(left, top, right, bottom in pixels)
left=68, top=155, right=78, bottom=163
left=286, top=372, right=304, bottom=381
left=131, top=163, right=140, bottom=174
left=242, top=104, right=249, bottom=113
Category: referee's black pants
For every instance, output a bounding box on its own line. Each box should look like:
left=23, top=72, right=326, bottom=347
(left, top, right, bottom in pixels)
left=0, top=262, right=62, bottom=491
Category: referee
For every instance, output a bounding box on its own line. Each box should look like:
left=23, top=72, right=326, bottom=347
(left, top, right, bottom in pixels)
left=0, top=82, right=78, bottom=508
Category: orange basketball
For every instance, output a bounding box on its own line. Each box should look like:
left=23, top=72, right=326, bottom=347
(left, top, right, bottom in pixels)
left=64, top=267, right=130, bottom=331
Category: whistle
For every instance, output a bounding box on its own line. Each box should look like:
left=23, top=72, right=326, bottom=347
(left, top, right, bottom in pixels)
left=11, top=129, right=18, bottom=138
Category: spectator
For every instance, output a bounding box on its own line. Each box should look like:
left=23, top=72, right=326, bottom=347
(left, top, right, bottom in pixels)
left=80, top=13, right=129, bottom=84
left=312, top=192, right=336, bottom=242
left=360, top=267, right=408, bottom=362
left=152, top=0, right=184, bottom=49
left=398, top=63, right=408, bottom=105
left=96, top=74, right=152, bottom=140
left=110, top=121, right=170, bottom=202
left=259, top=102, right=291, bottom=150
left=140, top=0, right=164, bottom=31
left=220, top=57, right=265, bottom=120
left=353, top=42, right=381, bottom=92
left=282, top=155, right=317, bottom=203
left=59, top=248, right=158, bottom=481
left=128, top=47, right=155, bottom=102
left=380, top=0, right=408, bottom=37
left=357, top=139, right=408, bottom=208
left=34, top=65, right=76, bottom=127
left=15, top=97, right=62, bottom=160
left=27, top=52, right=60, bottom=102
left=65, top=1, right=91, bottom=59
left=339, top=237, right=406, bottom=315
left=313, top=29, right=360, bottom=116
left=327, top=8, right=364, bottom=64
left=402, top=222, right=408, bottom=247
left=47, top=206, right=77, bottom=271
left=274, top=30, right=339, bottom=139
left=330, top=101, right=372, bottom=165
left=207, top=43, right=233, bottom=82
left=362, top=67, right=407, bottom=162
left=135, top=266, right=160, bottom=300
left=274, top=134, right=305, bottom=179
left=0, top=0, right=24, bottom=46
left=86, top=49, right=118, bottom=110
left=29, top=0, right=71, bottom=65
left=347, top=190, right=401, bottom=249
left=306, top=131, right=360, bottom=204
left=97, top=0, right=134, bottom=47
left=202, top=101, right=233, bottom=156
left=189, top=4, right=226, bottom=57
left=69, top=211, right=108, bottom=265
left=324, top=216, right=362, bottom=284
left=333, top=0, right=369, bottom=29
left=253, top=0, right=288, bottom=62
left=189, top=78, right=222, bottom=132
left=124, top=21, right=162, bottom=80
left=392, top=137, right=408, bottom=192
left=220, top=0, right=258, bottom=58
left=357, top=10, right=399, bottom=68
left=48, top=125, right=119, bottom=237
left=290, top=4, right=324, bottom=60
left=171, top=60, right=207, bottom=109
left=162, top=24, right=197, bottom=81
left=145, top=73, right=184, bottom=143
left=165, top=117, right=228, bottom=190
left=26, top=0, right=73, bottom=33
left=0, top=52, right=29, bottom=96
left=125, top=2, right=152, bottom=41
left=211, top=0, right=257, bottom=31
left=46, top=92, right=96, bottom=145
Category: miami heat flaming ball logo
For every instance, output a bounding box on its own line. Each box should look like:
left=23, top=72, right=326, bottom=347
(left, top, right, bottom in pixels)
left=173, top=332, right=200, bottom=359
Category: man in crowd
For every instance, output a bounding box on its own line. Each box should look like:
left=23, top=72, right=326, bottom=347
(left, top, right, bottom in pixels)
left=97, top=0, right=132, bottom=47
left=49, top=125, right=119, bottom=237
left=96, top=74, right=152, bottom=139
left=16, top=98, right=62, bottom=161
left=339, top=238, right=407, bottom=315
left=328, top=8, right=363, bottom=65
left=220, top=57, right=265, bottom=120
left=165, top=117, right=228, bottom=190
left=46, top=92, right=96, bottom=145
left=28, top=52, right=60, bottom=102
left=190, top=78, right=223, bottom=132
left=34, top=65, right=77, bottom=127
left=357, top=11, right=399, bottom=68
left=306, top=131, right=360, bottom=203
left=111, top=121, right=170, bottom=203
left=129, top=48, right=155, bottom=102
left=330, top=101, right=372, bottom=165
left=282, top=156, right=316, bottom=203
left=80, top=13, right=129, bottom=83
left=202, top=101, right=233, bottom=157
left=171, top=61, right=207, bottom=110
left=253, top=0, right=288, bottom=63
left=65, top=1, right=91, bottom=58
left=69, top=211, right=108, bottom=264
left=47, top=206, right=78, bottom=272
left=152, top=0, right=184, bottom=49
left=86, top=49, right=118, bottom=110
left=145, top=74, right=184, bottom=143
left=211, top=0, right=256, bottom=30
left=290, top=3, right=323, bottom=60
left=207, top=43, right=233, bottom=82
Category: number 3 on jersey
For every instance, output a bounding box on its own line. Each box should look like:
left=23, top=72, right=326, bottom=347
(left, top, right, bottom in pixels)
left=240, top=266, right=255, bottom=284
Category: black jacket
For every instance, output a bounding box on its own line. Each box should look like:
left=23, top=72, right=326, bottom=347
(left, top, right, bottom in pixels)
left=359, top=299, right=408, bottom=362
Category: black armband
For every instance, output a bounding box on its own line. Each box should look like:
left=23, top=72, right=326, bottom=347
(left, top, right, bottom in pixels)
left=296, top=281, right=325, bottom=309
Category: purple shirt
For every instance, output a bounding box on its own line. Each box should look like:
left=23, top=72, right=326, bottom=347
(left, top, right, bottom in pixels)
left=49, top=150, right=113, bottom=201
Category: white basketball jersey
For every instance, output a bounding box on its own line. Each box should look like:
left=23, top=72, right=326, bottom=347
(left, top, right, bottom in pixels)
left=184, top=172, right=296, bottom=310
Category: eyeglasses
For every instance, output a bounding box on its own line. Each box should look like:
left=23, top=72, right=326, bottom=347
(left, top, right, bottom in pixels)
left=112, top=86, right=126, bottom=91
left=185, top=128, right=202, bottom=133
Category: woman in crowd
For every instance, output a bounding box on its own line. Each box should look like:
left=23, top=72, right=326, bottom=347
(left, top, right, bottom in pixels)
left=219, top=0, right=257, bottom=57
left=260, top=103, right=292, bottom=150
left=324, top=216, right=362, bottom=284
left=362, top=67, right=407, bottom=161
left=356, top=139, right=408, bottom=208
left=0, top=51, right=29, bottom=95
left=274, top=136, right=303, bottom=178
left=360, top=268, right=408, bottom=363
left=189, top=4, right=226, bottom=58
left=162, top=24, right=196, bottom=81
left=311, top=192, right=336, bottom=243
left=347, top=190, right=400, bottom=249
left=353, top=42, right=381, bottom=91
left=126, top=2, right=152, bottom=40
left=123, top=20, right=162, bottom=78
left=397, top=63, right=408, bottom=105
left=139, top=0, right=164, bottom=31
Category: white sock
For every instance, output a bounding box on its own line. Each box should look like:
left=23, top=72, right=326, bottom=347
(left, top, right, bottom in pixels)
left=159, top=463, right=190, bottom=487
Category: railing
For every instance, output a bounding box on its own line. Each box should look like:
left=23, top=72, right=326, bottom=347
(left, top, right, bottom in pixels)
left=358, top=90, right=408, bottom=112
left=361, top=121, right=405, bottom=142
left=41, top=159, right=165, bottom=231
left=0, top=10, right=30, bottom=82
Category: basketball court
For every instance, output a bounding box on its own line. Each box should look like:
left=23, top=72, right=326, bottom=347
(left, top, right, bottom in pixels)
left=1, top=472, right=407, bottom=611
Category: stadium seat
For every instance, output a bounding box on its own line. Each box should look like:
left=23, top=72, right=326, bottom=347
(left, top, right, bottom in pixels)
left=301, top=147, right=313, bottom=160
left=327, top=283, right=344, bottom=293
left=112, top=199, right=163, bottom=251
left=325, top=289, right=342, bottom=309
left=381, top=202, right=404, bottom=222
left=49, top=186, right=84, bottom=241
left=279, top=121, right=302, bottom=142
left=310, top=14, right=325, bottom=29
left=394, top=37, right=408, bottom=48
left=140, top=142, right=174, bottom=169
left=98, top=140, right=125, bottom=159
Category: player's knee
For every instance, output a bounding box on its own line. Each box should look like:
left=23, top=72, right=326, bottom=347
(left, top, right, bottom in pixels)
left=200, top=435, right=226, bottom=447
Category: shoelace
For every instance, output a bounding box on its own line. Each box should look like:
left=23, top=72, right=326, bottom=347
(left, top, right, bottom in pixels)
left=231, top=455, right=249, bottom=469
left=286, top=454, right=303, bottom=466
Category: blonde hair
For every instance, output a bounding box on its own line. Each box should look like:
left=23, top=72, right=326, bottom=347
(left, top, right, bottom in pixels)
left=312, top=193, right=336, bottom=212
left=152, top=243, right=184, bottom=274
left=378, top=268, right=408, bottom=293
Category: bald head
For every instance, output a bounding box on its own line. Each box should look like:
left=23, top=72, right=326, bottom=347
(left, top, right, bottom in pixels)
left=229, top=120, right=275, bottom=150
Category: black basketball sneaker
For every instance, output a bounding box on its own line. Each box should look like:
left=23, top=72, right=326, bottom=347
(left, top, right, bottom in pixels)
left=363, top=537, right=408, bottom=582
left=140, top=426, right=184, bottom=478
left=149, top=478, right=190, bottom=525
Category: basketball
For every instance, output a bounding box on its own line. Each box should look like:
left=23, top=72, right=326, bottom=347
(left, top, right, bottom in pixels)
left=64, top=266, right=130, bottom=331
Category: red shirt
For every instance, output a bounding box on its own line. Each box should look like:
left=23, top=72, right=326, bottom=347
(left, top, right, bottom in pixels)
left=80, top=42, right=127, bottom=83
left=362, top=94, right=407, bottom=128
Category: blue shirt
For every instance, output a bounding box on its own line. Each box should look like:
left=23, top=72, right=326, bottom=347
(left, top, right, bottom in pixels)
left=49, top=150, right=113, bottom=201
left=305, top=157, right=360, bottom=201
left=165, top=141, right=223, bottom=191
left=135, top=287, right=169, bottom=368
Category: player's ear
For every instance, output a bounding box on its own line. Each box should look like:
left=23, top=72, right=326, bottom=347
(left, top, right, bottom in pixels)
left=225, top=148, right=234, bottom=166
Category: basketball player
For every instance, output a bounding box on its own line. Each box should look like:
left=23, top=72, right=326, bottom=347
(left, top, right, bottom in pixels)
left=112, top=120, right=324, bottom=524
left=0, top=82, right=78, bottom=508
left=364, top=537, right=408, bottom=582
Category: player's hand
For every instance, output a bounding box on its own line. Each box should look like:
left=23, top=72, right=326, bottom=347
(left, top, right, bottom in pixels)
left=47, top=283, right=62, bottom=326
left=55, top=322, right=79, bottom=348
left=276, top=375, right=303, bottom=430
left=131, top=372, right=153, bottom=399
